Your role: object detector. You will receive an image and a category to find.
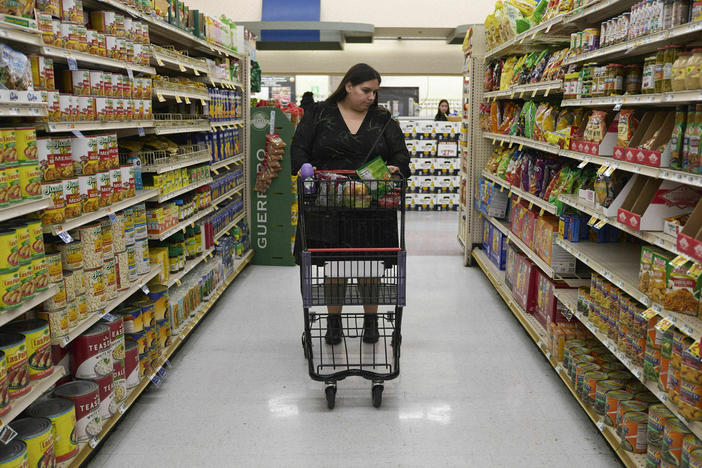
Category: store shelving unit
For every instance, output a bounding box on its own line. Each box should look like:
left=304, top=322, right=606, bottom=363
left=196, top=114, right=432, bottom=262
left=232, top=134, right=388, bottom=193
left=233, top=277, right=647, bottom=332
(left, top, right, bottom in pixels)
left=39, top=45, right=156, bottom=75
left=483, top=80, right=562, bottom=100
left=214, top=211, right=246, bottom=242
left=62, top=250, right=253, bottom=467
left=473, top=248, right=645, bottom=468
left=152, top=118, right=212, bottom=135
left=165, top=247, right=216, bottom=288
left=468, top=3, right=702, bottom=462
left=0, top=198, right=53, bottom=223
left=57, top=265, right=161, bottom=347
left=212, top=184, right=245, bottom=207
left=153, top=85, right=210, bottom=102
left=42, top=189, right=159, bottom=235
left=38, top=120, right=155, bottom=133
left=0, top=284, right=60, bottom=329
left=210, top=119, right=244, bottom=130
left=150, top=46, right=209, bottom=76
left=148, top=207, right=214, bottom=241
left=140, top=152, right=211, bottom=174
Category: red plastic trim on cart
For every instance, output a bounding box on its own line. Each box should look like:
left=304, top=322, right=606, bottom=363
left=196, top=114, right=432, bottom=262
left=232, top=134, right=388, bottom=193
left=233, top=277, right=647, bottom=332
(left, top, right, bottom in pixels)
left=307, top=248, right=402, bottom=253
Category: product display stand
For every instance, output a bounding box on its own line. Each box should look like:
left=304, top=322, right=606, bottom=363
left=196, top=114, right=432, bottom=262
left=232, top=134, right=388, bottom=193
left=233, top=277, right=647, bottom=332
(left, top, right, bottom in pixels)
left=249, top=106, right=296, bottom=266
left=463, top=1, right=702, bottom=466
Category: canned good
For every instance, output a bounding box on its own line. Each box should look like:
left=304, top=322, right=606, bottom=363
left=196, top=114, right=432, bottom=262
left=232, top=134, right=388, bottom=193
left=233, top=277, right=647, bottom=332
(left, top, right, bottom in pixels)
left=101, top=220, right=113, bottom=262
left=0, top=167, right=8, bottom=206
left=682, top=434, right=702, bottom=468
left=41, top=181, right=65, bottom=225
left=18, top=162, right=41, bottom=200
left=71, top=324, right=112, bottom=379
left=71, top=136, right=98, bottom=176
left=120, top=165, right=134, bottom=198
left=621, top=411, right=648, bottom=453
left=0, top=268, right=21, bottom=311
left=145, top=325, right=156, bottom=350
left=65, top=299, right=78, bottom=328
left=116, top=306, right=142, bottom=333
left=76, top=293, right=87, bottom=320
left=25, top=219, right=43, bottom=260
left=26, top=398, right=78, bottom=463
left=45, top=251, right=62, bottom=283
left=31, top=257, right=48, bottom=293
left=0, top=128, right=17, bottom=165
left=583, top=371, right=608, bottom=407
left=0, top=228, right=18, bottom=272
left=0, top=351, right=8, bottom=416
left=663, top=418, right=692, bottom=466
left=14, top=128, right=37, bottom=162
left=135, top=299, right=154, bottom=328
left=54, top=381, right=101, bottom=442
left=6, top=165, right=20, bottom=204
left=126, top=244, right=136, bottom=281
left=125, top=331, right=146, bottom=354
left=109, top=168, right=122, bottom=203
left=605, top=390, right=633, bottom=427
left=691, top=448, right=702, bottom=468
left=78, top=174, right=98, bottom=214
left=9, top=417, right=55, bottom=468
left=85, top=268, right=105, bottom=313
left=5, top=320, right=52, bottom=381
left=103, top=258, right=116, bottom=300
left=115, top=251, right=129, bottom=291
left=90, top=372, right=114, bottom=421
left=135, top=239, right=149, bottom=275
left=112, top=359, right=126, bottom=404
left=157, top=319, right=170, bottom=348
left=124, top=340, right=139, bottom=389
left=37, top=307, right=69, bottom=342
left=0, top=439, right=27, bottom=467
left=648, top=404, right=675, bottom=449
left=0, top=333, right=30, bottom=399
left=77, top=224, right=102, bottom=270
left=57, top=241, right=82, bottom=271
left=43, top=277, right=66, bottom=310
left=595, top=380, right=624, bottom=415
left=53, top=138, right=72, bottom=179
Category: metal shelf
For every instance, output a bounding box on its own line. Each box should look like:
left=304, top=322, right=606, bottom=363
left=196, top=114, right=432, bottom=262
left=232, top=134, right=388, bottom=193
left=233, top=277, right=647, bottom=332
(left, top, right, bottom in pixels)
left=151, top=177, right=213, bottom=203
left=554, top=237, right=702, bottom=340
left=482, top=169, right=558, bottom=215
left=473, top=248, right=646, bottom=468
left=0, top=284, right=59, bottom=329
left=211, top=184, right=245, bottom=207
left=0, top=90, right=48, bottom=117
left=214, top=211, right=246, bottom=241
left=208, top=78, right=243, bottom=89
left=166, top=247, right=215, bottom=288
left=0, top=21, right=43, bottom=47
left=210, top=119, right=244, bottom=129
left=485, top=14, right=567, bottom=60
left=210, top=154, right=244, bottom=172
left=562, top=90, right=702, bottom=108
left=40, top=45, right=155, bottom=75
left=483, top=80, right=563, bottom=100
left=57, top=265, right=161, bottom=347
left=140, top=152, right=211, bottom=174
left=0, top=197, right=52, bottom=223
left=152, top=120, right=211, bottom=135
left=151, top=49, right=208, bottom=75
left=564, top=21, right=702, bottom=66
left=43, top=189, right=159, bottom=235
left=0, top=368, right=67, bottom=427
left=148, top=206, right=213, bottom=241
left=555, top=288, right=702, bottom=441
left=153, top=86, right=210, bottom=102
left=38, top=120, right=155, bottom=133
left=64, top=250, right=253, bottom=467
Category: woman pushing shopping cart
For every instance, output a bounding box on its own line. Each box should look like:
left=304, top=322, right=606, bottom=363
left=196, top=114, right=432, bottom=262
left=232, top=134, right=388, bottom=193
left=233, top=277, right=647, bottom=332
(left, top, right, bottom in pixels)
left=291, top=63, right=410, bottom=408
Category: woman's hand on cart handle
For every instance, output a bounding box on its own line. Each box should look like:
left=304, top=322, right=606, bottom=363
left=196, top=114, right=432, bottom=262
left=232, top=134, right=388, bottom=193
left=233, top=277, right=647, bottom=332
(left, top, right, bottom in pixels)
left=387, top=165, right=400, bottom=174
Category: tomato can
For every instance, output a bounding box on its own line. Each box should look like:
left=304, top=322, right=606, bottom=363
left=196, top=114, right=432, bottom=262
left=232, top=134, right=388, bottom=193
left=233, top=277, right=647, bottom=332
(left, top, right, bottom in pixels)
left=5, top=320, right=52, bottom=381
left=124, top=340, right=139, bottom=389
left=26, top=398, right=78, bottom=463
left=9, top=417, right=54, bottom=468
left=54, top=380, right=100, bottom=442
left=71, top=324, right=112, bottom=379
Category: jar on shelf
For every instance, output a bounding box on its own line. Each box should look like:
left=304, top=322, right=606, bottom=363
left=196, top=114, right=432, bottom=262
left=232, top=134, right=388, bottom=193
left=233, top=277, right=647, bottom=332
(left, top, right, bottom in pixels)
left=642, top=56, right=657, bottom=94
left=673, top=51, right=692, bottom=91
left=686, top=48, right=702, bottom=90
left=606, top=64, right=624, bottom=96
left=655, top=47, right=667, bottom=93
left=624, top=65, right=642, bottom=94
left=662, top=45, right=682, bottom=93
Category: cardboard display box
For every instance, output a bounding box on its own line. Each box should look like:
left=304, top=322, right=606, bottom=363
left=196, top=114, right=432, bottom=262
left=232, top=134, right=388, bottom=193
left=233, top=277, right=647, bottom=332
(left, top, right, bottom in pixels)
left=617, top=176, right=702, bottom=231
left=613, top=111, right=675, bottom=168
left=505, top=242, right=519, bottom=292
left=513, top=253, right=538, bottom=314
left=490, top=223, right=508, bottom=270
left=534, top=270, right=573, bottom=330
left=678, top=198, right=702, bottom=262
left=569, top=113, right=618, bottom=156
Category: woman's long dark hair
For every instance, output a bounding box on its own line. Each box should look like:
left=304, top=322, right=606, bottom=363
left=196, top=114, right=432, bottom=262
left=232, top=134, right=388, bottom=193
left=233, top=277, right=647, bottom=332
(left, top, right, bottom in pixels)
left=327, top=63, right=381, bottom=104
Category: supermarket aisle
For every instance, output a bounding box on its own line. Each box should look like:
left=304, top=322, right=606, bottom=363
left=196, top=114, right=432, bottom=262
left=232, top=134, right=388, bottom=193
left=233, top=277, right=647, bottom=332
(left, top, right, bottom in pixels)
left=91, top=213, right=620, bottom=468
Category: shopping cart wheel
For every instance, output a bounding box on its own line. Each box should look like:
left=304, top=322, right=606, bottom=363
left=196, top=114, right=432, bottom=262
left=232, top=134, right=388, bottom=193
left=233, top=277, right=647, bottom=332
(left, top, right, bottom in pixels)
left=301, top=333, right=308, bottom=359
left=372, top=384, right=383, bottom=408
left=325, top=383, right=337, bottom=410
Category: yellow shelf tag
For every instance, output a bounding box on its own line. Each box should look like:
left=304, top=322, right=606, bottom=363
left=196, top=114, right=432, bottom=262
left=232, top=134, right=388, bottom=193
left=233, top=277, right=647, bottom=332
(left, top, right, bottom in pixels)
left=156, top=57, right=164, bottom=66
left=656, top=318, right=674, bottom=332
left=528, top=202, right=533, bottom=210
left=539, top=208, right=545, bottom=216
left=518, top=144, right=523, bottom=150
left=688, top=263, right=702, bottom=277
left=175, top=279, right=181, bottom=286
left=588, top=216, right=598, bottom=227
left=200, top=99, right=206, bottom=106
left=157, top=93, right=165, bottom=102
left=178, top=64, right=186, bottom=72
left=184, top=97, right=191, bottom=104
left=531, top=90, right=537, bottom=97
left=516, top=196, right=521, bottom=204
left=642, top=308, right=657, bottom=320
left=594, top=220, right=607, bottom=230
left=672, top=255, right=688, bottom=267
left=544, top=88, right=551, bottom=97
left=597, top=165, right=608, bottom=176
left=193, top=69, right=200, bottom=76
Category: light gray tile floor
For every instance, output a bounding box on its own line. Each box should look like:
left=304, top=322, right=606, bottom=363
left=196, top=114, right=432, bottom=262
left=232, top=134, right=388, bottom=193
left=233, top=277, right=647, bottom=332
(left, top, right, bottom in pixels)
left=89, top=212, right=622, bottom=467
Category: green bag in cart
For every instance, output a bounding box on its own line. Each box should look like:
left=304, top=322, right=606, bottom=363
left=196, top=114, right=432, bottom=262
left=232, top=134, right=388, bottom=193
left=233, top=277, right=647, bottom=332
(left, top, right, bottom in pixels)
left=356, top=156, right=393, bottom=199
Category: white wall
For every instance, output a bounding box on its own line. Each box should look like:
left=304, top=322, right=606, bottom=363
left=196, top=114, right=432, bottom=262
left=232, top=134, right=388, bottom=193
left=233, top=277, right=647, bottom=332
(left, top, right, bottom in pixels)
left=196, top=0, right=494, bottom=28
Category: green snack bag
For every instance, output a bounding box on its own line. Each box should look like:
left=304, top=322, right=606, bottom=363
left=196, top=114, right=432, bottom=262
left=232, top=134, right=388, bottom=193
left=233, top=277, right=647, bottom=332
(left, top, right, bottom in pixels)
left=356, top=156, right=393, bottom=199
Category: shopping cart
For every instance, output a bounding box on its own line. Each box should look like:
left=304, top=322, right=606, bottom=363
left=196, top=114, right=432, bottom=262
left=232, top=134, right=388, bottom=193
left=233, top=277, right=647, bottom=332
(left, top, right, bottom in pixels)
left=299, top=171, right=406, bottom=409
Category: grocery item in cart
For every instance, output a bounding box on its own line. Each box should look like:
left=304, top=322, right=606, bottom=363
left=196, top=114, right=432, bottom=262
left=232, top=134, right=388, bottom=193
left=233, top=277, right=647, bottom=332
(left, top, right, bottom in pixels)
left=26, top=398, right=78, bottom=463
left=8, top=417, right=55, bottom=468
left=54, top=380, right=101, bottom=442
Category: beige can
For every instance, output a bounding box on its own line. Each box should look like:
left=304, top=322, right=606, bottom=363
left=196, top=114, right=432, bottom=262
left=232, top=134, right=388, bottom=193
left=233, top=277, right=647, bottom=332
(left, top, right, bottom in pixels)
left=62, top=177, right=81, bottom=219
left=43, top=278, right=66, bottom=310
left=37, top=307, right=69, bottom=341
left=41, top=181, right=65, bottom=226
left=45, top=251, right=63, bottom=283
left=85, top=268, right=106, bottom=313
left=76, top=293, right=88, bottom=320
left=57, top=239, right=82, bottom=271
left=77, top=223, right=102, bottom=270
left=78, top=174, right=99, bottom=213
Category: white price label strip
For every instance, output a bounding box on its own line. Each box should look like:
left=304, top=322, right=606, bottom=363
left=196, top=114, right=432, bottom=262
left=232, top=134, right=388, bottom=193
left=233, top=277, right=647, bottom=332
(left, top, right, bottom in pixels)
left=0, top=426, right=17, bottom=444
left=89, top=437, right=99, bottom=448
left=57, top=231, right=73, bottom=243
left=141, top=284, right=150, bottom=294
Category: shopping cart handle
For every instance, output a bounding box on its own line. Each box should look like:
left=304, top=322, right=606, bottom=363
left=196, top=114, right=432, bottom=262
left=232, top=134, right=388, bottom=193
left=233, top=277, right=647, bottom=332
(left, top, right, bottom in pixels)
left=307, top=248, right=402, bottom=252
left=315, top=170, right=357, bottom=175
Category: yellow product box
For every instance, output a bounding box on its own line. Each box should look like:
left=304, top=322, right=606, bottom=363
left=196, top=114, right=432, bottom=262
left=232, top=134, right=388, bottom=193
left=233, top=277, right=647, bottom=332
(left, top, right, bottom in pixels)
left=149, top=247, right=169, bottom=283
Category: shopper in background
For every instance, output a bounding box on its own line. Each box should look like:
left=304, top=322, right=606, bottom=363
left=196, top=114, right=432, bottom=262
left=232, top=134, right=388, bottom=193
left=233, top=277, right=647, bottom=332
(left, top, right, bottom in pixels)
left=434, top=99, right=450, bottom=121
left=299, top=91, right=315, bottom=115
left=291, top=63, right=410, bottom=345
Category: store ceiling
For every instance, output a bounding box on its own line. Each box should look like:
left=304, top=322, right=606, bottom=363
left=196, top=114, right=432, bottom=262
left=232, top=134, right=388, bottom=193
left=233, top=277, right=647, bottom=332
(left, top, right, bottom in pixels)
left=238, top=22, right=471, bottom=49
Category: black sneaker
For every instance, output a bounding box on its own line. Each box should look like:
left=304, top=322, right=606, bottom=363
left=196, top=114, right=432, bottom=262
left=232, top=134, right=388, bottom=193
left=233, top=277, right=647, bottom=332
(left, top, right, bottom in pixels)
left=325, top=314, right=343, bottom=345
left=363, top=314, right=379, bottom=344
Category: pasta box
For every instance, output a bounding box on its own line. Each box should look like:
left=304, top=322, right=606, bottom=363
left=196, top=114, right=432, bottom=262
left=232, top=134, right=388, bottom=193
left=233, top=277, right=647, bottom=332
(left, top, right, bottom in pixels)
left=512, top=254, right=538, bottom=314
left=490, top=224, right=507, bottom=270
left=534, top=270, right=572, bottom=330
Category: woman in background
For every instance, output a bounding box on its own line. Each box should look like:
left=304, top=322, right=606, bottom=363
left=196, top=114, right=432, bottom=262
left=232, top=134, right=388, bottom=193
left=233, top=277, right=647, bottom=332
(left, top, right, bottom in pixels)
left=434, top=99, right=450, bottom=121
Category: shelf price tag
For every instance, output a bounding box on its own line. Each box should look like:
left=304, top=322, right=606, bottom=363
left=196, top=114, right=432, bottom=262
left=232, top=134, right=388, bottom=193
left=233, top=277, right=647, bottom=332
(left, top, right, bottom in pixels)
left=577, top=160, right=588, bottom=169
left=174, top=95, right=182, bottom=104
left=57, top=231, right=73, bottom=243
left=0, top=425, right=17, bottom=445
left=175, top=279, right=181, bottom=286
left=211, top=168, right=219, bottom=175
left=544, top=88, right=550, bottom=97
left=89, top=437, right=99, bottom=449
left=184, top=97, right=191, bottom=105
left=193, top=69, right=200, bottom=76
left=656, top=319, right=674, bottom=332
left=151, top=374, right=163, bottom=387
left=539, top=208, right=545, bottom=216
left=688, top=263, right=702, bottom=276
left=141, top=284, right=150, bottom=295
left=67, top=57, right=78, bottom=71
left=613, top=101, right=623, bottom=111
left=531, top=90, right=537, bottom=98
left=588, top=216, right=598, bottom=227
left=178, top=64, right=186, bottom=72
left=102, top=312, right=117, bottom=322
left=137, top=127, right=145, bottom=137
left=119, top=404, right=127, bottom=414
left=594, top=219, right=607, bottom=230
left=672, top=255, right=688, bottom=267
left=108, top=212, right=117, bottom=223
left=156, top=56, right=164, bottom=66
left=518, top=144, right=523, bottom=150
left=71, top=130, right=85, bottom=139
left=200, top=99, right=207, bottom=106
left=126, top=68, right=134, bottom=80
left=596, top=420, right=605, bottom=432
left=157, top=93, right=166, bottom=102
left=597, top=165, right=609, bottom=176
left=528, top=202, right=533, bottom=210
